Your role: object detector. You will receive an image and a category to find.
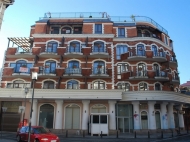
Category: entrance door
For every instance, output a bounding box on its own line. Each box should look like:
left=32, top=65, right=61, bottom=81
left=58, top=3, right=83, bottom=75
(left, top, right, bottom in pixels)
left=39, top=104, right=54, bottom=129
left=118, top=117, right=131, bottom=133
left=155, top=111, right=161, bottom=129
left=141, top=111, right=148, bottom=129
left=65, top=104, right=80, bottom=129
left=174, top=113, right=179, bottom=128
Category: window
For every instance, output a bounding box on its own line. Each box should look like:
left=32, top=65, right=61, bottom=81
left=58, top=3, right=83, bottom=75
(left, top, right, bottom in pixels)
left=51, top=27, right=59, bottom=34
left=152, top=45, right=158, bottom=56
left=93, top=61, right=105, bottom=74
left=69, top=41, right=80, bottom=52
left=139, top=82, right=148, bottom=91
left=10, top=60, right=32, bottom=74
left=153, top=64, right=159, bottom=76
left=144, top=31, right=150, bottom=37
left=137, top=30, right=142, bottom=37
left=7, top=80, right=30, bottom=88
left=137, top=44, right=145, bottom=56
left=100, top=115, right=107, bottom=124
left=73, top=27, right=82, bottom=34
left=155, top=83, right=161, bottom=90
left=65, top=61, right=80, bottom=74
left=116, top=45, right=128, bottom=60
left=95, top=24, right=102, bottom=34
left=93, top=115, right=99, bottom=123
left=67, top=80, right=79, bottom=89
left=93, top=41, right=105, bottom=52
left=117, top=63, right=129, bottom=74
left=117, top=83, right=130, bottom=91
left=165, top=36, right=168, bottom=45
left=43, top=81, right=55, bottom=89
left=138, top=63, right=146, bottom=76
left=47, top=41, right=58, bottom=53
left=44, top=60, right=56, bottom=74
left=61, top=27, right=72, bottom=34
left=93, top=81, right=105, bottom=89
left=118, top=28, right=125, bottom=37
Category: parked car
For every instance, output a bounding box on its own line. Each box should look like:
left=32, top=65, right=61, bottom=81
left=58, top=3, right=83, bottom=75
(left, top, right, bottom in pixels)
left=16, top=126, right=60, bottom=142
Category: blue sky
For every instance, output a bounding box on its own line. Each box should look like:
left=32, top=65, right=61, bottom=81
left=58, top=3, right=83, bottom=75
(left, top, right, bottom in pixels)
left=0, top=0, right=189, bottom=84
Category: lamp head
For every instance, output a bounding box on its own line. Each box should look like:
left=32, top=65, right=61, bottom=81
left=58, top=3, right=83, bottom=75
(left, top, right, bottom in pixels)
left=25, top=87, right=29, bottom=94
left=32, top=72, right=38, bottom=80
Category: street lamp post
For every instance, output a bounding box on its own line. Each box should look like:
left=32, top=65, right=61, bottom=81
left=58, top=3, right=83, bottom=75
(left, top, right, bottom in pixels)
left=28, top=72, right=37, bottom=142
left=22, top=87, right=29, bottom=126
left=1, top=107, right=7, bottom=139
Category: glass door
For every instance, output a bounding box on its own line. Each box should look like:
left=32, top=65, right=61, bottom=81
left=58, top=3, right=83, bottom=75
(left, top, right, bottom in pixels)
left=117, top=117, right=131, bottom=133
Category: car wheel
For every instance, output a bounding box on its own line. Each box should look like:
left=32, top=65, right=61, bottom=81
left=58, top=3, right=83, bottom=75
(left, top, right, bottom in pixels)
left=34, top=139, right=40, bottom=142
left=16, top=135, right=21, bottom=142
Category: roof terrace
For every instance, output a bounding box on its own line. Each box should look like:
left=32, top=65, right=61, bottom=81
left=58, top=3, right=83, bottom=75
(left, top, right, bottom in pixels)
left=39, top=12, right=168, bottom=35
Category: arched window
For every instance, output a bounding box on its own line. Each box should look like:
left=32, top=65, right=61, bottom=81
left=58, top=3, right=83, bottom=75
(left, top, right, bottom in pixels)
left=39, top=104, right=54, bottom=129
left=93, top=61, right=105, bottom=74
left=69, top=41, right=80, bottom=52
left=159, top=48, right=165, bottom=57
left=117, top=83, right=130, bottom=91
left=67, top=80, right=79, bottom=89
left=116, top=45, right=128, bottom=60
left=93, top=81, right=105, bottom=89
left=61, top=27, right=72, bottom=34
left=93, top=41, right=105, bottom=52
left=153, top=64, right=159, bottom=76
left=46, top=41, right=58, bottom=53
left=144, top=30, right=150, bottom=37
left=43, top=81, right=55, bottom=89
left=10, top=60, right=32, bottom=74
left=137, top=44, right=145, bottom=56
left=138, top=63, right=146, bottom=76
left=51, top=27, right=59, bottom=34
left=152, top=45, right=158, bottom=56
left=117, top=63, right=129, bottom=74
left=155, top=83, right=161, bottom=90
left=137, top=30, right=142, bottom=37
left=7, top=80, right=30, bottom=88
left=139, top=82, right=148, bottom=91
left=65, top=61, right=80, bottom=74
left=44, top=60, right=56, bottom=74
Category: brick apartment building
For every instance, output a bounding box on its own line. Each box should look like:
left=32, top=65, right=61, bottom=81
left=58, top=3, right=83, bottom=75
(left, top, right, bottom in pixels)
left=0, top=12, right=190, bottom=134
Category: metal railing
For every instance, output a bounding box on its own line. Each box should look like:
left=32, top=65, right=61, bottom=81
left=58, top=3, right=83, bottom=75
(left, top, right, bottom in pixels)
left=65, top=68, right=81, bottom=74
left=130, top=51, right=146, bottom=57
left=40, top=12, right=168, bottom=35
left=131, top=70, right=147, bottom=77
left=153, top=52, right=166, bottom=57
left=93, top=67, right=106, bottom=75
left=155, top=71, right=168, bottom=77
left=39, top=67, right=56, bottom=74
left=170, top=57, right=177, bottom=62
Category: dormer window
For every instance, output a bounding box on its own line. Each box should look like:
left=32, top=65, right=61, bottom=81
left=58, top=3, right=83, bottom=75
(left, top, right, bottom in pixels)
left=51, top=27, right=59, bottom=34
left=118, top=28, right=125, bottom=37
left=61, top=27, right=72, bottom=34
left=144, top=31, right=150, bottom=37
left=95, top=24, right=102, bottom=34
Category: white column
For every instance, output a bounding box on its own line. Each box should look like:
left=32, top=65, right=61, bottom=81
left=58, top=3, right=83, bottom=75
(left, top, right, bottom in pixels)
left=82, top=100, right=90, bottom=130
left=108, top=100, right=116, bottom=130
left=161, top=102, right=168, bottom=129
left=30, top=99, right=38, bottom=126
left=132, top=101, right=140, bottom=130
left=168, top=103, right=175, bottom=129
left=148, top=101, right=156, bottom=129
left=178, top=104, right=184, bottom=128
left=55, top=100, right=63, bottom=129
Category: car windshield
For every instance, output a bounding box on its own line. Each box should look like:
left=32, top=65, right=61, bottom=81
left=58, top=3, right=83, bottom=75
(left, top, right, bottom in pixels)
left=33, top=127, right=48, bottom=134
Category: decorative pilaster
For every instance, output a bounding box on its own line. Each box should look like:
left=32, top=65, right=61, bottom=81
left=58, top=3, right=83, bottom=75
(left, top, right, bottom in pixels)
left=55, top=100, right=63, bottom=129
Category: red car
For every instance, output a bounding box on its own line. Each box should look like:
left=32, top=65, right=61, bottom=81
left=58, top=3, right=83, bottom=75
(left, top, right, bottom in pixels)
left=16, top=126, right=60, bottom=142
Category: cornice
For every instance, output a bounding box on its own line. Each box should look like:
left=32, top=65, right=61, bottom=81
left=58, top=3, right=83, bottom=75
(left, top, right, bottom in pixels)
left=32, top=34, right=115, bottom=38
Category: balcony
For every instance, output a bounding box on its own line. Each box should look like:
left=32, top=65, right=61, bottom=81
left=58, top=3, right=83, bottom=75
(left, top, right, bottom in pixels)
left=123, top=51, right=147, bottom=61
left=15, top=48, right=33, bottom=57
left=63, top=68, right=82, bottom=78
left=90, top=67, right=109, bottom=78
left=152, top=52, right=167, bottom=62
left=40, top=48, right=59, bottom=58
left=64, top=46, right=84, bottom=58
left=172, top=76, right=180, bottom=84
left=89, top=48, right=109, bottom=58
left=129, top=70, right=148, bottom=80
left=169, top=57, right=178, bottom=68
left=11, top=65, right=31, bottom=77
left=154, top=71, right=169, bottom=81
left=38, top=67, right=56, bottom=77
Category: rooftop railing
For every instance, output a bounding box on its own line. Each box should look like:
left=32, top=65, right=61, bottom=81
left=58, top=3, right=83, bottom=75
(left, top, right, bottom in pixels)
left=40, top=12, right=168, bottom=35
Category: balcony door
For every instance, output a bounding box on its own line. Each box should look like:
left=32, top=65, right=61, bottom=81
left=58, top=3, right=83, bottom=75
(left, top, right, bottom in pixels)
left=153, top=64, right=159, bottom=76
left=47, top=42, right=58, bottom=53
left=93, top=61, right=105, bottom=74
left=141, top=111, right=148, bottom=129
left=66, top=61, right=80, bottom=74
left=137, top=44, right=145, bottom=56
left=69, top=41, right=80, bottom=52
left=44, top=61, right=56, bottom=74
left=93, top=41, right=104, bottom=52
left=152, top=45, right=158, bottom=56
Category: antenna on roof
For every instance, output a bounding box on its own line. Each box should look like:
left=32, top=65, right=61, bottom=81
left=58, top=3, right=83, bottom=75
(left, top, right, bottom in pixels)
left=47, top=12, right=51, bottom=18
